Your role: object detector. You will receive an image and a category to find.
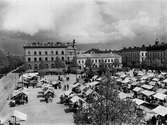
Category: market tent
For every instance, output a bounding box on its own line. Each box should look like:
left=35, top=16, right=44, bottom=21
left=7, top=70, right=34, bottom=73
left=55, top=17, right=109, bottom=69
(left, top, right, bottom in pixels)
left=92, top=75, right=98, bottom=80
left=163, top=79, right=167, bottom=83
left=133, top=87, right=143, bottom=92
left=87, top=81, right=99, bottom=87
left=152, top=105, right=167, bottom=116
left=64, top=90, right=72, bottom=96
left=138, top=71, right=145, bottom=76
left=13, top=110, right=27, bottom=121
left=122, top=77, right=131, bottom=84
left=153, top=93, right=167, bottom=100
left=133, top=98, right=146, bottom=105
left=141, top=90, right=155, bottom=97
left=85, top=89, right=93, bottom=96
left=149, top=81, right=156, bottom=86
left=70, top=96, right=85, bottom=103
left=131, top=81, right=139, bottom=86
left=72, top=82, right=80, bottom=88
left=141, top=84, right=154, bottom=90
left=156, top=88, right=167, bottom=94
left=119, top=92, right=133, bottom=100
left=152, top=78, right=159, bottom=82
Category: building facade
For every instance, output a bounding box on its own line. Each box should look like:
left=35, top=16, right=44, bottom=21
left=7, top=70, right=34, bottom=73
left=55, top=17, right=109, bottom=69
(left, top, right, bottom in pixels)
left=23, top=41, right=76, bottom=70
left=120, top=47, right=147, bottom=67
left=77, top=53, right=122, bottom=69
left=145, top=39, right=167, bottom=69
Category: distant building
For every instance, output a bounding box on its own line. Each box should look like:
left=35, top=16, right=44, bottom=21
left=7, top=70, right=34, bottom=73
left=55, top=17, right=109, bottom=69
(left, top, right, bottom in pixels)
left=120, top=46, right=147, bottom=67
left=77, top=52, right=122, bottom=69
left=145, top=39, right=167, bottom=69
left=23, top=41, right=76, bottom=70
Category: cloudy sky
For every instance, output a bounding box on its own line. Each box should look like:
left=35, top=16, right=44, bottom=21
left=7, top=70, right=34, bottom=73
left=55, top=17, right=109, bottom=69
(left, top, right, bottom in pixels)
left=0, top=0, right=167, bottom=47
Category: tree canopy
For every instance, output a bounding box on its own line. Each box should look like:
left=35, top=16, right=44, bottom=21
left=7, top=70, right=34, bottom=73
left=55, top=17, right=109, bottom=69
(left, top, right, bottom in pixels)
left=74, top=71, right=144, bottom=125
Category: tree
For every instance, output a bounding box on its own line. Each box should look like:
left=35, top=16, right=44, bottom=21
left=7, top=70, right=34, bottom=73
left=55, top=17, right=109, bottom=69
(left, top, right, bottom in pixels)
left=39, top=60, right=47, bottom=70
left=54, top=57, right=65, bottom=68
left=85, top=58, right=93, bottom=69
left=74, top=70, right=144, bottom=125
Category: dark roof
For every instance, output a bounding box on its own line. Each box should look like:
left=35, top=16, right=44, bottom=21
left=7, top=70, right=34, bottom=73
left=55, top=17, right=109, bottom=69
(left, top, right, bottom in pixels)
left=23, top=41, right=72, bottom=48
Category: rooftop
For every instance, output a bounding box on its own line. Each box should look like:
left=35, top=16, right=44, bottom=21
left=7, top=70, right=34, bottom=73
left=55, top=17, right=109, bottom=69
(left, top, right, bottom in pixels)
left=23, top=41, right=75, bottom=48
left=77, top=53, right=121, bottom=59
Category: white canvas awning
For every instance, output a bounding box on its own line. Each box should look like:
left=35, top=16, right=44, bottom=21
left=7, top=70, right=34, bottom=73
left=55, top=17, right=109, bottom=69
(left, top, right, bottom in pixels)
left=119, top=92, right=133, bottom=100
left=152, top=105, right=167, bottom=116
left=152, top=78, right=159, bottom=82
left=141, top=90, right=155, bottom=97
left=133, top=87, right=143, bottom=92
left=153, top=93, right=167, bottom=100
left=163, top=79, right=167, bottom=83
left=70, top=96, right=85, bottom=103
left=133, top=98, right=146, bottom=105
left=141, top=84, right=154, bottom=90
left=87, top=81, right=99, bottom=87
left=73, top=82, right=80, bottom=88
left=85, top=89, right=93, bottom=95
left=156, top=88, right=167, bottom=94
left=13, top=110, right=27, bottom=121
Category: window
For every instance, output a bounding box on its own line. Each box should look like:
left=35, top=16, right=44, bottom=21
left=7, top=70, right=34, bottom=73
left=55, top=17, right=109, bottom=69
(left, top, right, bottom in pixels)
left=39, top=57, right=42, bottom=61
left=39, top=51, right=41, bottom=55
left=56, top=51, right=58, bottom=55
left=34, top=51, right=37, bottom=55
left=67, top=57, right=70, bottom=61
left=28, top=51, right=31, bottom=55
left=34, top=57, right=37, bottom=62
left=28, top=58, right=31, bottom=62
left=45, top=51, right=48, bottom=55
left=108, top=59, right=110, bottom=63
left=51, top=57, right=54, bottom=61
left=62, top=57, right=64, bottom=61
left=78, top=60, right=80, bottom=64
left=62, top=51, right=64, bottom=55
left=51, top=64, right=54, bottom=68
left=95, top=59, right=97, bottom=63
left=51, top=51, right=54, bottom=54
left=45, top=57, right=48, bottom=61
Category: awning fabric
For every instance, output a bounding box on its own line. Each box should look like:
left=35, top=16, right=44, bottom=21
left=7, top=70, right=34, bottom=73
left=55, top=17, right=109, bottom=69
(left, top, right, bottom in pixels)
left=133, top=98, right=146, bottom=105
left=133, top=87, right=143, bottom=92
left=13, top=110, right=27, bottom=121
left=141, top=90, right=155, bottom=97
left=152, top=105, right=167, bottom=116
left=153, top=93, right=167, bottom=100
left=141, top=84, right=153, bottom=90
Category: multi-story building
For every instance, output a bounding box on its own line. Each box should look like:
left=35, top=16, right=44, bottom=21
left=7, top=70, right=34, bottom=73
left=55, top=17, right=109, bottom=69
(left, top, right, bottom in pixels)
left=23, top=41, right=76, bottom=70
left=145, top=39, right=167, bottom=69
left=77, top=53, right=122, bottom=69
left=120, top=46, right=147, bottom=67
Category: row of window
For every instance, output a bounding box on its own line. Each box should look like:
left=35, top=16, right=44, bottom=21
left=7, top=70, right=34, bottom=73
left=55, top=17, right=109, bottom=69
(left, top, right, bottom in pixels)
left=27, top=50, right=65, bottom=55
left=27, top=57, right=65, bottom=62
left=78, top=58, right=118, bottom=64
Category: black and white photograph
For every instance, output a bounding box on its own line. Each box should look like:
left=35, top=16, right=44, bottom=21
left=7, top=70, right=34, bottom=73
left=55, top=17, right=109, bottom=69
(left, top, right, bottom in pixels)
left=0, top=0, right=167, bottom=125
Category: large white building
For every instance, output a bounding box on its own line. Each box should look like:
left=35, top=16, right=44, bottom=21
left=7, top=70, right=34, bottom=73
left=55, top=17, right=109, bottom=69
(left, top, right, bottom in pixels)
left=23, top=41, right=76, bottom=70
left=77, top=53, right=122, bottom=69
